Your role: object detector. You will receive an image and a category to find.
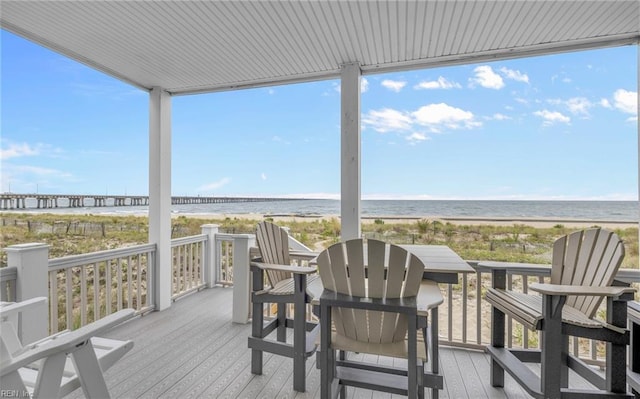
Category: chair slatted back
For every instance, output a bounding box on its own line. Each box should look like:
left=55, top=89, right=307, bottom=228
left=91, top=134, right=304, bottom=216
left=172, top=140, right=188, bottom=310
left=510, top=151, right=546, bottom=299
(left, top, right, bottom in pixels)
left=550, top=228, right=625, bottom=318
left=317, top=239, right=425, bottom=344
left=256, top=221, right=292, bottom=287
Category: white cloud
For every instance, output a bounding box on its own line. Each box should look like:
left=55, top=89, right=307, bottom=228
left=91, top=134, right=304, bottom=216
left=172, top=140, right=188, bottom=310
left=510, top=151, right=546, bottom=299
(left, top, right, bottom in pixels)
left=261, top=173, right=267, bottom=181
left=613, top=89, right=637, bottom=115
left=381, top=79, right=406, bottom=92
left=412, top=103, right=481, bottom=131
left=547, top=97, right=593, bottom=116
left=361, top=78, right=369, bottom=93
left=471, top=66, right=504, bottom=89
left=271, top=135, right=290, bottom=145
left=414, top=76, right=461, bottom=90
left=363, top=103, right=480, bottom=139
left=197, top=178, right=231, bottom=192
left=405, top=132, right=429, bottom=144
left=600, top=98, right=612, bottom=108
left=362, top=108, right=413, bottom=133
left=487, top=113, right=511, bottom=121
left=565, top=97, right=592, bottom=115
left=499, top=67, right=529, bottom=83
left=1, top=142, right=40, bottom=160
left=533, top=110, right=571, bottom=125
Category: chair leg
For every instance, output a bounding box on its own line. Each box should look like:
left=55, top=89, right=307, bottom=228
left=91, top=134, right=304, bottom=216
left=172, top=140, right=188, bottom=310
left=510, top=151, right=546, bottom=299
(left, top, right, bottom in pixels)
left=561, top=336, right=569, bottom=388
left=408, top=316, right=418, bottom=399
left=540, top=294, right=564, bottom=399
left=430, top=307, right=440, bottom=399
left=277, top=304, right=287, bottom=342
left=250, top=268, right=265, bottom=375
left=293, top=274, right=307, bottom=392
left=490, top=270, right=506, bottom=388
left=251, top=299, right=264, bottom=375
left=71, top=340, right=110, bottom=399
left=606, top=297, right=629, bottom=393
left=320, top=303, right=333, bottom=399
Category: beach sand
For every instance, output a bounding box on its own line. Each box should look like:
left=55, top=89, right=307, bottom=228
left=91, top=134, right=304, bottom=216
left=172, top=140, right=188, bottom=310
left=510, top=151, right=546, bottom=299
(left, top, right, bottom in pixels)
left=174, top=212, right=638, bottom=229
left=3, top=209, right=635, bottom=229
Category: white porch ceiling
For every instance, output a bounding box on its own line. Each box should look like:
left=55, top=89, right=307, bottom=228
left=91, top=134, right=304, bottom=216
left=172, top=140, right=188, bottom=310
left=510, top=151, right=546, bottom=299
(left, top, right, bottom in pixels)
left=2, top=1, right=639, bottom=95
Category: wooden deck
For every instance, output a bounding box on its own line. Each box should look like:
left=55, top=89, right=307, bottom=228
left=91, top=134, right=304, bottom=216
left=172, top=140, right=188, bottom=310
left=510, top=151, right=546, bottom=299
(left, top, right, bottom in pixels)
left=67, top=286, right=589, bottom=399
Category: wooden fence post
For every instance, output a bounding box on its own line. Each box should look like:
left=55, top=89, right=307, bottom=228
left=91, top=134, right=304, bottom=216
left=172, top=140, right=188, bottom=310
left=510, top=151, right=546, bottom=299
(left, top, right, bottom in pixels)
left=201, top=224, right=219, bottom=288
left=6, top=242, right=50, bottom=343
left=232, top=234, right=253, bottom=324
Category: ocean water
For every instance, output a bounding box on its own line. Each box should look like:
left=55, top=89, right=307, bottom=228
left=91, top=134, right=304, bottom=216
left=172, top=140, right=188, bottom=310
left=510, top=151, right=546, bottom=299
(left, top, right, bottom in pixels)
left=3, top=199, right=639, bottom=222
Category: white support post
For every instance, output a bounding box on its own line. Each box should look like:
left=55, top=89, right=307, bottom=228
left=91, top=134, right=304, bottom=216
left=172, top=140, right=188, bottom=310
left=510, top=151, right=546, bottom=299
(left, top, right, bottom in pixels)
left=5, top=243, right=50, bottom=343
left=201, top=224, right=219, bottom=288
left=232, top=234, right=252, bottom=324
left=340, top=62, right=362, bottom=240
left=149, top=87, right=172, bottom=311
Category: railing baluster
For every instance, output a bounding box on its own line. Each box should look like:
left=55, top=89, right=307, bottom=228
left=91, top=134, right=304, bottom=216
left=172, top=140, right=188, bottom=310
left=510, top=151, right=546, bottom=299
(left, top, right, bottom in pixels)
left=137, top=254, right=142, bottom=311
left=117, top=257, right=123, bottom=311
left=80, top=266, right=87, bottom=327
left=106, top=259, right=112, bottom=315
left=507, top=273, right=513, bottom=348
left=447, top=283, right=453, bottom=342
left=49, top=270, right=58, bottom=334
left=65, top=268, right=73, bottom=330
left=187, top=243, right=193, bottom=290
left=94, top=262, right=100, bottom=322
left=476, top=270, right=482, bottom=345
left=462, top=272, right=468, bottom=344
left=523, top=274, right=528, bottom=349
left=127, top=255, right=133, bottom=307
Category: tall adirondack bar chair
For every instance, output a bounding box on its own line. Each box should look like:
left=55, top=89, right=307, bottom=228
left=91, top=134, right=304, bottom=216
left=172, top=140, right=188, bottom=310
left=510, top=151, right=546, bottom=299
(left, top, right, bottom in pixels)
left=0, top=297, right=135, bottom=398
left=316, top=238, right=443, bottom=399
left=248, top=221, right=321, bottom=392
left=486, top=228, right=636, bottom=398
left=629, top=301, right=640, bottom=397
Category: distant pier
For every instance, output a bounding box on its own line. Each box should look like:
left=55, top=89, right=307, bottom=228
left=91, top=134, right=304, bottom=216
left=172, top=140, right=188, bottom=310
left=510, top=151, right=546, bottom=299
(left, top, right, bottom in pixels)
left=0, top=193, right=297, bottom=210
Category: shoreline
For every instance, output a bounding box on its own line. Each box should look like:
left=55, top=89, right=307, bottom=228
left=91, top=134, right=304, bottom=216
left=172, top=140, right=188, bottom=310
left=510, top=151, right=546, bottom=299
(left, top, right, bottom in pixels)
left=3, top=210, right=636, bottom=229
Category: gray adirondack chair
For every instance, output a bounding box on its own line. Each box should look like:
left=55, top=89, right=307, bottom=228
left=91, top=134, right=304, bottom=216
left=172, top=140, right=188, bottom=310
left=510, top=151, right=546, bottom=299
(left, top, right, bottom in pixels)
left=629, top=301, right=640, bottom=398
left=248, top=221, right=321, bottom=392
left=486, top=228, right=636, bottom=398
left=0, top=297, right=134, bottom=398
left=316, top=238, right=443, bottom=399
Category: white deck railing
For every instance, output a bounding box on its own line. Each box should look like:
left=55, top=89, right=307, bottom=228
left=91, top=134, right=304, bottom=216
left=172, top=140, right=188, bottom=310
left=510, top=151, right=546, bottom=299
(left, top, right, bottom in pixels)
left=48, top=244, right=156, bottom=332
left=171, top=234, right=207, bottom=300
left=2, top=232, right=639, bottom=365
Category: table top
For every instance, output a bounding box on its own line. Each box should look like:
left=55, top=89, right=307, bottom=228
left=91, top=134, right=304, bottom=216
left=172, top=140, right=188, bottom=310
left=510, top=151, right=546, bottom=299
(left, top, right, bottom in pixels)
left=399, top=245, right=474, bottom=284
left=400, top=245, right=474, bottom=274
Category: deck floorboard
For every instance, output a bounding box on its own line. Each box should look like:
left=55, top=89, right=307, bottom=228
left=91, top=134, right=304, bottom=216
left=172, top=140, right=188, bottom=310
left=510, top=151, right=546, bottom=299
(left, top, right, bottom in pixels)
left=68, top=286, right=608, bottom=399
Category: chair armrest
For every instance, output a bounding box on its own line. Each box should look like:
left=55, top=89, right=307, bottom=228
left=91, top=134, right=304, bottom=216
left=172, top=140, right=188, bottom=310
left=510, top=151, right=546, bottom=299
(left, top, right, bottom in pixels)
left=289, top=250, right=319, bottom=260
left=417, top=280, right=443, bottom=316
left=0, top=297, right=48, bottom=319
left=530, top=283, right=636, bottom=299
left=319, top=289, right=417, bottom=315
left=250, top=262, right=316, bottom=274
left=1, top=308, right=135, bottom=375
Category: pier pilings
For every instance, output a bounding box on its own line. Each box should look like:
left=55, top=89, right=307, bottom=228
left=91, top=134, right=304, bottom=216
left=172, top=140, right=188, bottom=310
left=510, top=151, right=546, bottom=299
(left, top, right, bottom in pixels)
left=0, top=193, right=296, bottom=210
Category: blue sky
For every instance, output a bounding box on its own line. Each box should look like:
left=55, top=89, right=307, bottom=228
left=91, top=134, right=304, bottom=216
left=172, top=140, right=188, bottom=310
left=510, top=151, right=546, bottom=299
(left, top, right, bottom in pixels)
left=1, top=30, right=638, bottom=200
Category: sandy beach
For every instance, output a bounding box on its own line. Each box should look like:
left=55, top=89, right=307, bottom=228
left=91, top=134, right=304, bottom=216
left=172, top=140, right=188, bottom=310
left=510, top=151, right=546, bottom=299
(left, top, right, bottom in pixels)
left=3, top=209, right=636, bottom=230
left=169, top=212, right=638, bottom=230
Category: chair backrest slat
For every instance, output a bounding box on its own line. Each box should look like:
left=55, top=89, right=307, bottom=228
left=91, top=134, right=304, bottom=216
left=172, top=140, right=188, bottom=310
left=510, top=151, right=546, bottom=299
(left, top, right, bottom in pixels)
left=318, top=239, right=425, bottom=344
left=256, top=221, right=291, bottom=287
left=550, top=228, right=625, bottom=318
left=367, top=240, right=386, bottom=342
